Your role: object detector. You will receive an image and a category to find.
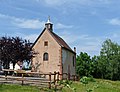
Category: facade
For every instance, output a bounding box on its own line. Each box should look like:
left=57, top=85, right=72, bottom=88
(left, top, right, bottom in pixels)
left=32, top=18, right=76, bottom=79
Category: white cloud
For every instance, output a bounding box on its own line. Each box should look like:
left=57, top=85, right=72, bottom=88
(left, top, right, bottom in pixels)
left=55, top=23, right=73, bottom=29
left=44, top=0, right=65, bottom=6
left=109, top=18, right=120, bottom=26
left=36, top=0, right=66, bottom=6
left=106, top=32, right=120, bottom=44
left=36, top=0, right=111, bottom=7
left=76, top=45, right=101, bottom=56
left=58, top=31, right=103, bottom=56
left=112, top=33, right=119, bottom=38
left=8, top=32, right=39, bottom=43
left=60, top=28, right=120, bottom=56
left=24, top=34, right=39, bottom=42
left=77, top=45, right=100, bottom=52
left=68, top=32, right=120, bottom=56
left=0, top=13, right=45, bottom=29
left=13, top=18, right=45, bottom=29
left=0, top=13, right=15, bottom=20
left=74, top=39, right=101, bottom=53
left=0, top=13, right=73, bottom=30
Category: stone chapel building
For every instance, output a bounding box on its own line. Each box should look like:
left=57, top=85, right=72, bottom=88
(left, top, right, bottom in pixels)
left=32, top=18, right=76, bottom=79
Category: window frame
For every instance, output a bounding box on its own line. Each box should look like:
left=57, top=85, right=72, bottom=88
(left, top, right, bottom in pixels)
left=44, top=41, right=48, bottom=46
left=43, top=52, right=49, bottom=61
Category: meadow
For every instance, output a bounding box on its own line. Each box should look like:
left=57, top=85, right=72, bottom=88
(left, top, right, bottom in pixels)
left=0, top=79, right=120, bottom=92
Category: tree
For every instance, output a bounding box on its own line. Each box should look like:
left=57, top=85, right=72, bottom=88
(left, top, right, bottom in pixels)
left=76, top=39, right=120, bottom=80
left=96, top=39, right=120, bottom=80
left=0, top=37, right=13, bottom=69
left=91, top=55, right=100, bottom=78
left=0, top=36, right=35, bottom=69
left=76, top=52, right=92, bottom=77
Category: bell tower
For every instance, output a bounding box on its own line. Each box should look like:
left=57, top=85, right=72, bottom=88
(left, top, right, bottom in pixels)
left=45, top=16, right=53, bottom=31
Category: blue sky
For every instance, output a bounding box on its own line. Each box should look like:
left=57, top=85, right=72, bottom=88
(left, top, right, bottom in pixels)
left=0, top=0, right=120, bottom=56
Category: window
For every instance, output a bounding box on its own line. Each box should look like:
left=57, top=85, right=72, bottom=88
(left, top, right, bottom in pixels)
left=44, top=41, right=48, bottom=46
left=73, top=56, right=75, bottom=67
left=43, top=52, right=49, bottom=61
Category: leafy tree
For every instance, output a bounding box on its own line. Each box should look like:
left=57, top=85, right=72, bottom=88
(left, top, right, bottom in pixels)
left=91, top=55, right=100, bottom=78
left=0, top=37, right=13, bottom=69
left=99, top=39, right=120, bottom=80
left=91, top=39, right=120, bottom=80
left=76, top=52, right=92, bottom=77
left=0, top=36, right=35, bottom=69
left=76, top=39, right=120, bottom=80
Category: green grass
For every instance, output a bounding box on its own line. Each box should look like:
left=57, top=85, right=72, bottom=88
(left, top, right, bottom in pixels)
left=62, top=79, right=120, bottom=92
left=0, top=84, right=40, bottom=92
left=0, top=79, right=120, bottom=92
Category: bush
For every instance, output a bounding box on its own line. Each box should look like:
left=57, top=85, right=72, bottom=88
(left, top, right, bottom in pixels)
left=80, top=76, right=88, bottom=85
left=80, top=76, right=96, bottom=84
left=87, top=76, right=96, bottom=82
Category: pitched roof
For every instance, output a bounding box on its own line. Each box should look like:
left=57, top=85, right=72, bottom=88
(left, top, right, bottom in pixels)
left=32, top=28, right=75, bottom=54
left=50, top=31, right=73, bottom=52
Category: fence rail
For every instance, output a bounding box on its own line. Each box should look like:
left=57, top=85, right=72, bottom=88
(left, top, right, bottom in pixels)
left=0, top=69, right=78, bottom=89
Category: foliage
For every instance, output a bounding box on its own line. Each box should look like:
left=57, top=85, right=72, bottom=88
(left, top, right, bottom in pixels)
left=0, top=36, right=35, bottom=69
left=80, top=76, right=96, bottom=92
left=76, top=39, right=120, bottom=81
left=80, top=76, right=88, bottom=85
left=92, top=39, right=120, bottom=80
left=80, top=76, right=96, bottom=84
left=76, top=52, right=93, bottom=77
left=98, top=39, right=120, bottom=80
left=59, top=80, right=76, bottom=92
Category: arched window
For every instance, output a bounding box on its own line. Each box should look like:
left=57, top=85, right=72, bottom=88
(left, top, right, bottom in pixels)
left=43, top=52, right=49, bottom=61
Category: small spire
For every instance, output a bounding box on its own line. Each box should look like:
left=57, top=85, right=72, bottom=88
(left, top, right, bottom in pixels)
left=46, top=16, right=52, bottom=24
left=48, top=16, right=50, bottom=21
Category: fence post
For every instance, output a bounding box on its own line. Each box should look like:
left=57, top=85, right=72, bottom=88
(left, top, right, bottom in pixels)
left=22, top=73, right=24, bottom=85
left=68, top=73, right=70, bottom=80
left=65, top=73, right=67, bottom=80
left=54, top=71, right=56, bottom=85
left=75, top=75, right=76, bottom=81
left=73, top=75, right=75, bottom=81
left=57, top=72, right=59, bottom=82
left=49, top=72, right=51, bottom=89
left=5, top=71, right=7, bottom=80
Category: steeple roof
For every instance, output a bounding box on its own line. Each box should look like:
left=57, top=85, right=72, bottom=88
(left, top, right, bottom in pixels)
left=46, top=16, right=52, bottom=24
left=45, top=16, right=53, bottom=31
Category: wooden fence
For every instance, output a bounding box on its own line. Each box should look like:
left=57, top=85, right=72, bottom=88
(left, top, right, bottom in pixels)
left=0, top=69, right=78, bottom=89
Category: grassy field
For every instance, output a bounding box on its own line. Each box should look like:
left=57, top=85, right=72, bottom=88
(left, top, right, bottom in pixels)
left=0, top=79, right=120, bottom=92
left=0, top=84, right=40, bottom=92
left=62, top=79, right=120, bottom=92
